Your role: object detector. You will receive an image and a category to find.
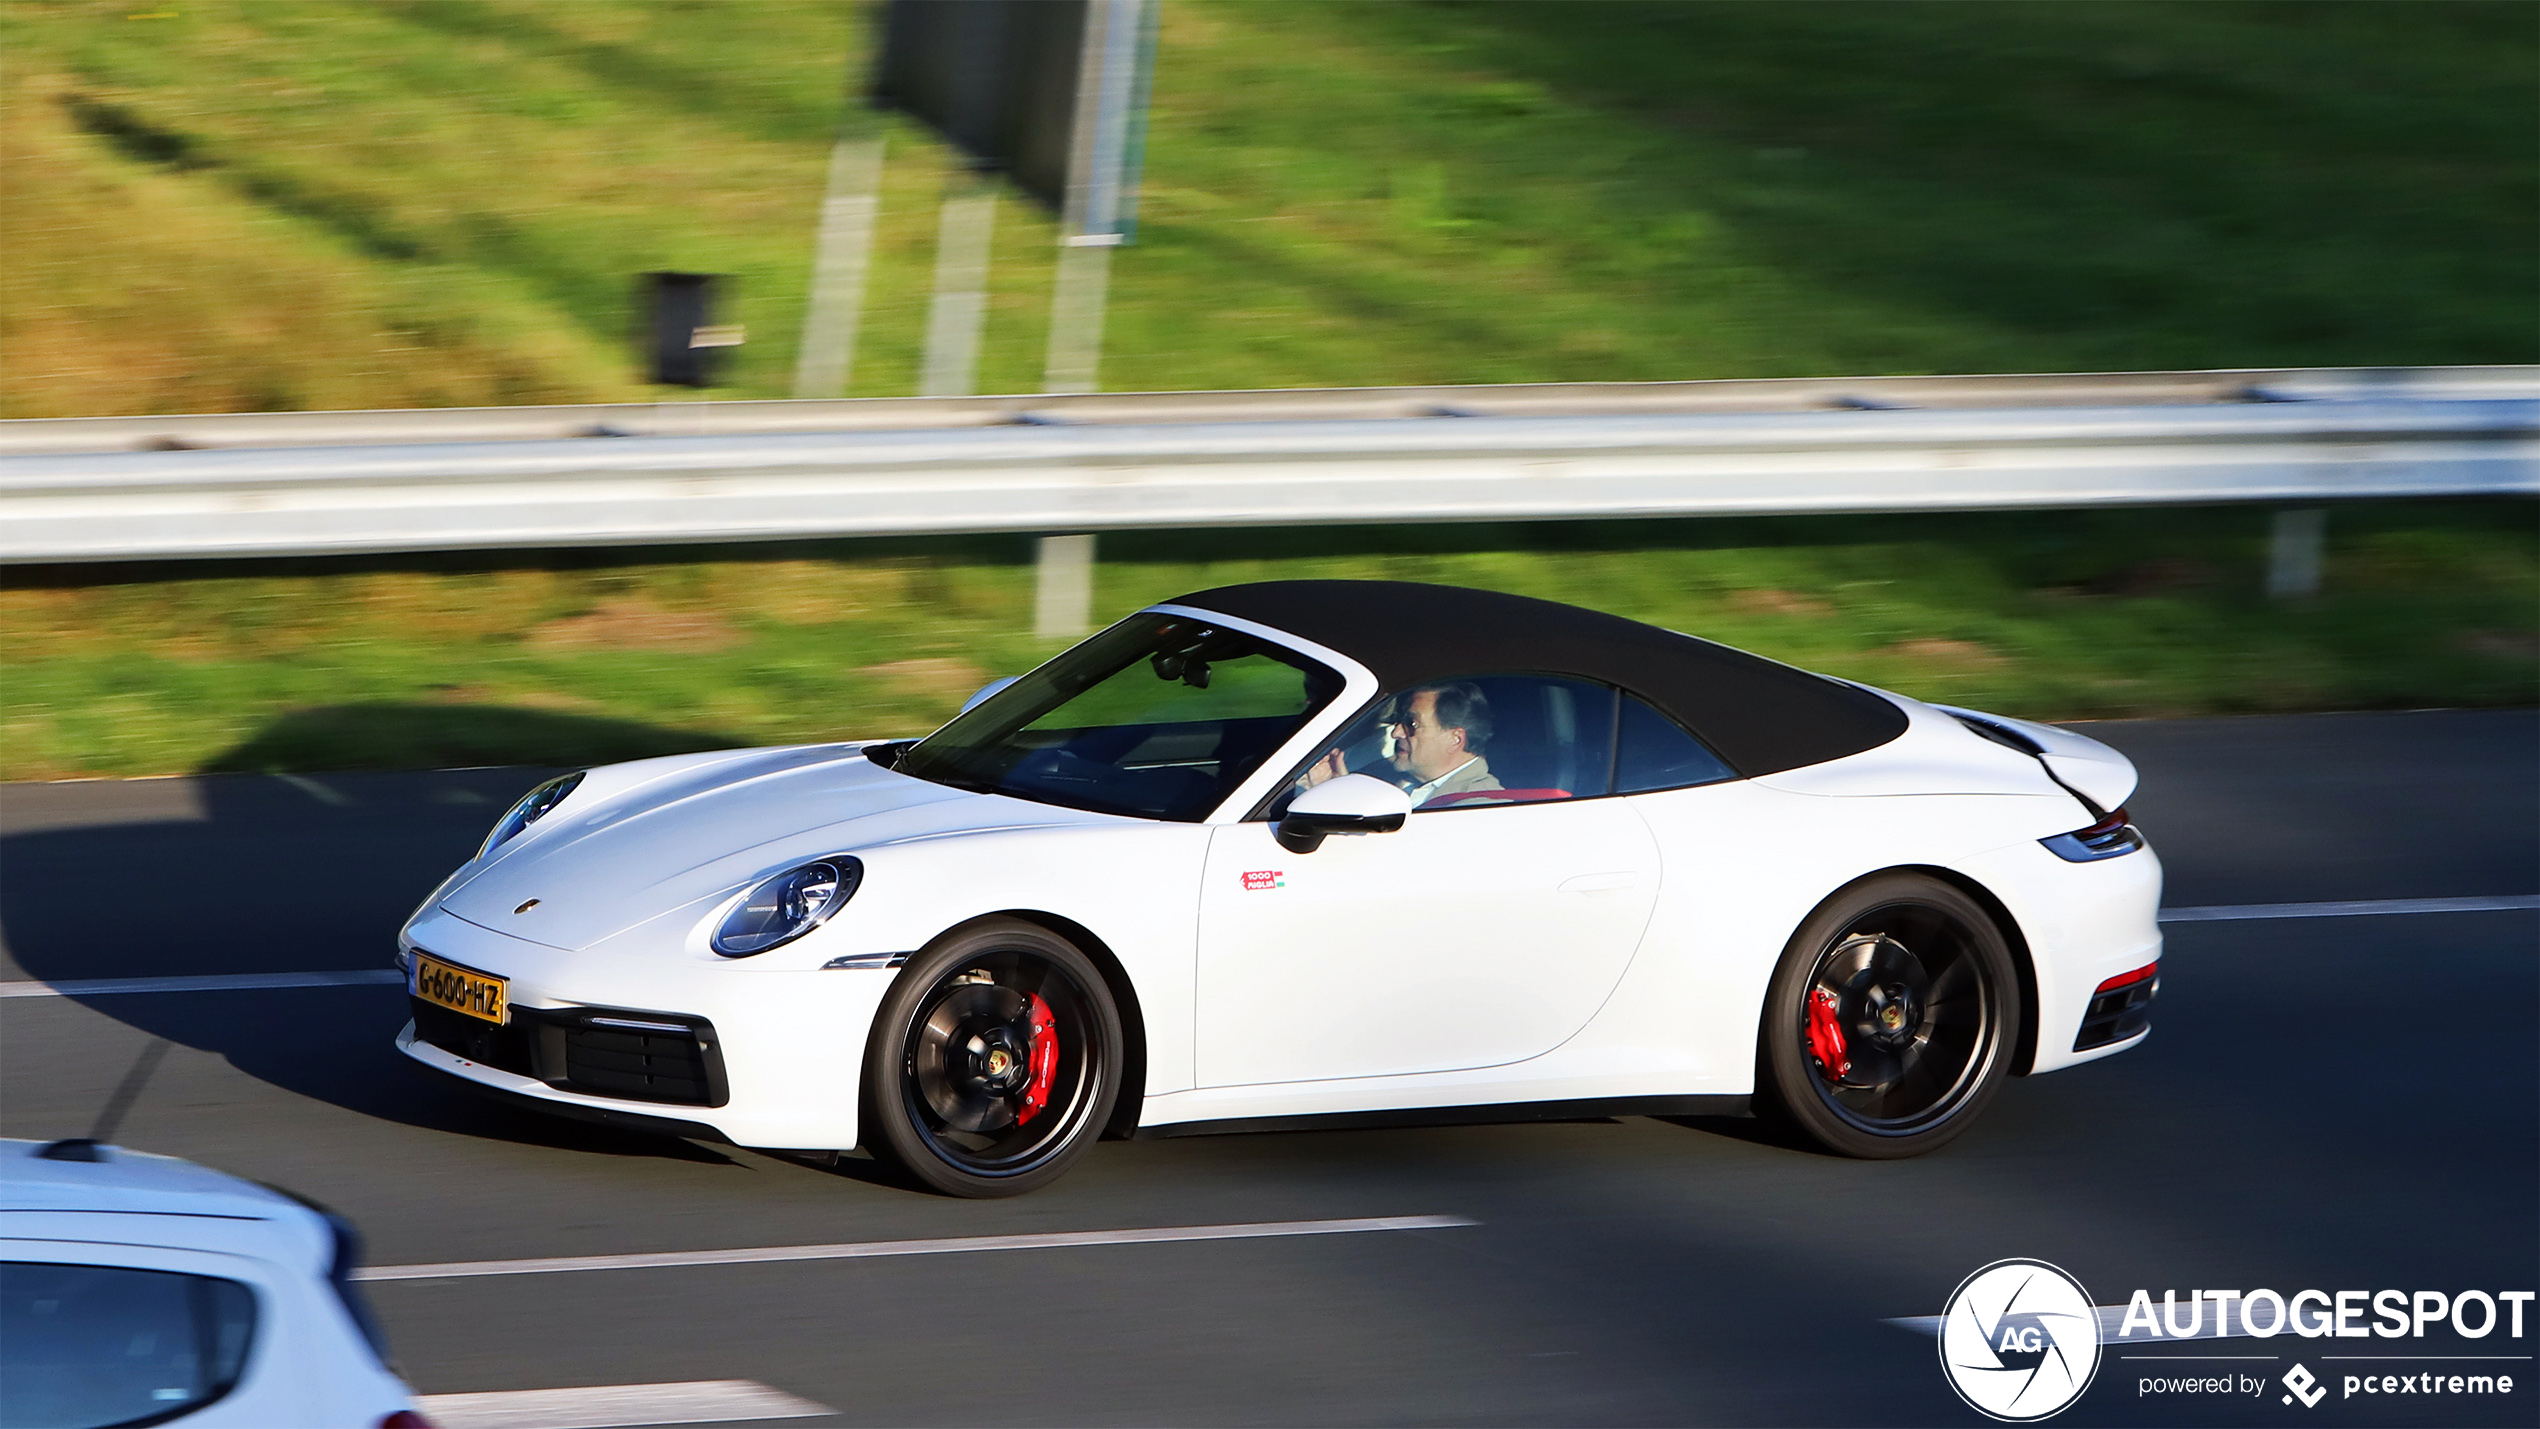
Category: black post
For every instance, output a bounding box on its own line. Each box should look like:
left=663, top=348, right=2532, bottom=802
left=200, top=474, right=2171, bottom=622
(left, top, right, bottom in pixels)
left=642, top=272, right=736, bottom=388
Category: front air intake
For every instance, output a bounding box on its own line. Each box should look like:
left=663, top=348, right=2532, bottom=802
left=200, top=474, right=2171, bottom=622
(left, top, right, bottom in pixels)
left=410, top=1000, right=727, bottom=1107
left=561, top=1019, right=719, bottom=1105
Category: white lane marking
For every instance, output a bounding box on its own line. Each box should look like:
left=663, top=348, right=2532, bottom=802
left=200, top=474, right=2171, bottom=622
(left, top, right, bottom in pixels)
left=2160, top=894, right=2539, bottom=922
left=360, top=1214, right=1478, bottom=1282
left=0, top=969, right=403, bottom=999
left=5, top=893, right=2528, bottom=1002
left=272, top=771, right=351, bottom=806
left=415, top=1380, right=829, bottom=1429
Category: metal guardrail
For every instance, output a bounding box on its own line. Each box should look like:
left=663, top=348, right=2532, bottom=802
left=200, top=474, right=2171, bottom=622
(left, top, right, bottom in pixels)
left=0, top=369, right=2532, bottom=565
left=6, top=366, right=2533, bottom=456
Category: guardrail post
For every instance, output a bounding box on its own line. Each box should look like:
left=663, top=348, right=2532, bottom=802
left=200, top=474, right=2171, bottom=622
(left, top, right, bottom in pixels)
left=1033, top=534, right=1097, bottom=640
left=793, top=136, right=885, bottom=400
left=2267, top=507, right=2327, bottom=599
left=920, top=180, right=997, bottom=397
left=1044, top=237, right=1116, bottom=394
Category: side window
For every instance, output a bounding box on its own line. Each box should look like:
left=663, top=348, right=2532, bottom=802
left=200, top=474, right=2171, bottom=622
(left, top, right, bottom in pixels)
left=1614, top=694, right=1737, bottom=793
left=0, top=1261, right=258, bottom=1428
left=1280, top=674, right=1617, bottom=812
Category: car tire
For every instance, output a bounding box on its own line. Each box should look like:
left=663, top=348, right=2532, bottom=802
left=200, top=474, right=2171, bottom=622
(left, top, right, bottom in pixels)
left=1756, top=874, right=2017, bottom=1159
left=862, top=919, right=1123, bottom=1197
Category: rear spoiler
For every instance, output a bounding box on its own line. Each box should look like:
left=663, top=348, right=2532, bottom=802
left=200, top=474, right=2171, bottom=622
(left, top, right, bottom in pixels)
left=1932, top=705, right=2139, bottom=817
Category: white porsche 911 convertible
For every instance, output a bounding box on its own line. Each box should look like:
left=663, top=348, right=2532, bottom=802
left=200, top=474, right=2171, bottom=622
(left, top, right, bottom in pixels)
left=396, top=581, right=2160, bottom=1196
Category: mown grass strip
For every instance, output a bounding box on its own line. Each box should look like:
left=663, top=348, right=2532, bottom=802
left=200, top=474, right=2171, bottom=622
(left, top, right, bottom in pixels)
left=4, top=501, right=2528, bottom=781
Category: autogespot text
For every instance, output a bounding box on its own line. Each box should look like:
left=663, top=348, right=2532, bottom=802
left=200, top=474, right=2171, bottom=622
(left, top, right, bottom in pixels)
left=2115, top=1287, right=2533, bottom=1341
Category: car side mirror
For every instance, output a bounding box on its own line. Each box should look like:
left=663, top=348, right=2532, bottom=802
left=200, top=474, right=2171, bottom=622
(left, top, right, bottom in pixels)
left=1275, top=773, right=1413, bottom=854
left=959, top=676, right=1019, bottom=714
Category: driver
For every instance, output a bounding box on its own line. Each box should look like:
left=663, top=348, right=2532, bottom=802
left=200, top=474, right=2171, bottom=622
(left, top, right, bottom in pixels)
left=1301, top=681, right=1503, bottom=807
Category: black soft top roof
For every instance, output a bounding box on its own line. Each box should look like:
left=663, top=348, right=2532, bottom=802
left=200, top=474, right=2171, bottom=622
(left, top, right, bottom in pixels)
left=1170, top=580, right=1907, bottom=777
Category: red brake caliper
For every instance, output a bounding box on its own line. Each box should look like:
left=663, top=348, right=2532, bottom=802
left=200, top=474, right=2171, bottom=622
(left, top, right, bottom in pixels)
left=1015, top=993, right=1059, bottom=1126
left=1806, top=987, right=1851, bottom=1081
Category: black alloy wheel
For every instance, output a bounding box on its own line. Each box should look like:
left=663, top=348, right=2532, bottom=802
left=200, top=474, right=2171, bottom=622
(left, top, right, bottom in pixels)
left=1758, top=874, right=2017, bottom=1158
left=863, top=919, right=1122, bottom=1197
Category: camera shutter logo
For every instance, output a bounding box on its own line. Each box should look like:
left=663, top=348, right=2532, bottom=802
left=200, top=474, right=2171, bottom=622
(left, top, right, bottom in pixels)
left=1939, top=1259, right=2103, bottom=1421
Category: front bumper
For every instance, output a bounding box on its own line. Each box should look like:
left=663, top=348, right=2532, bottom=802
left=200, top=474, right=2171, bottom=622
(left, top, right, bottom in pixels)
left=394, top=907, right=899, bottom=1150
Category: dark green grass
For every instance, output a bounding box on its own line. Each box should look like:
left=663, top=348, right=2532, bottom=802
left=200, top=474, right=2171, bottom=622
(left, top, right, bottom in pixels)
left=1328, top=0, right=2538, bottom=369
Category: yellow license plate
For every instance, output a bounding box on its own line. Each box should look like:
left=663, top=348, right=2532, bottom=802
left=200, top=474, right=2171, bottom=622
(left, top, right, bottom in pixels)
left=411, top=952, right=507, bottom=1025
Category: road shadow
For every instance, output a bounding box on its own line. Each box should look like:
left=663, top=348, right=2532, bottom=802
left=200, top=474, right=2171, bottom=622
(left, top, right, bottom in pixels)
left=1657, top=1111, right=1816, bottom=1153
left=203, top=700, right=743, bottom=775
left=0, top=704, right=755, bottom=1162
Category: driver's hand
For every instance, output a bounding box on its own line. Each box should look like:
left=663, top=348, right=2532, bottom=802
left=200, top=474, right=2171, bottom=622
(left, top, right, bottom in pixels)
left=1301, top=747, right=1347, bottom=788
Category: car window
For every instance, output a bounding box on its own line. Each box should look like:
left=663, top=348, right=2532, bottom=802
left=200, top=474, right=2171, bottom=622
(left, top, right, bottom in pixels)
left=1273, top=674, right=1619, bottom=814
left=1614, top=693, right=1738, bottom=792
left=0, top=1261, right=258, bottom=1429
left=898, top=612, right=1344, bottom=821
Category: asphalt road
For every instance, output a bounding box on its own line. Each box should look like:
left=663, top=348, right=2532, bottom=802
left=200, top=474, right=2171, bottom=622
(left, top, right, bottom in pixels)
left=2, top=709, right=2532, bottom=1427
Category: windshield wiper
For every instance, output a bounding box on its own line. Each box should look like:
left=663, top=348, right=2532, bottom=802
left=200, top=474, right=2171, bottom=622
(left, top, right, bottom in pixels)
left=896, top=752, right=998, bottom=796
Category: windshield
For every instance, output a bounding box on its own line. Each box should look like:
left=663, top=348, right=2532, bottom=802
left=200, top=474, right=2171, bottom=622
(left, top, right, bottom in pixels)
left=896, top=613, right=1345, bottom=821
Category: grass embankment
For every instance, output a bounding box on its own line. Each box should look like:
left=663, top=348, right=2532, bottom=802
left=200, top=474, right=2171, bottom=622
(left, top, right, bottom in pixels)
left=3, top=1, right=2531, bottom=413
left=3, top=502, right=2530, bottom=781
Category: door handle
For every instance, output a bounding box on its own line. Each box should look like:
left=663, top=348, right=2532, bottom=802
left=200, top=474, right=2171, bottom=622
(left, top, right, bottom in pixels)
left=1558, top=871, right=1641, bottom=894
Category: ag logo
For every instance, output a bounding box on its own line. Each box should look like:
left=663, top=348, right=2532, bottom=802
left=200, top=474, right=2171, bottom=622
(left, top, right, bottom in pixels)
left=1939, top=1259, right=2103, bottom=1421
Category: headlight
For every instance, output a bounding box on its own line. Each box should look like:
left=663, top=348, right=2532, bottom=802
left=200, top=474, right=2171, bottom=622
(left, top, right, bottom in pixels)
left=480, top=772, right=584, bottom=858
left=714, top=857, right=862, bottom=957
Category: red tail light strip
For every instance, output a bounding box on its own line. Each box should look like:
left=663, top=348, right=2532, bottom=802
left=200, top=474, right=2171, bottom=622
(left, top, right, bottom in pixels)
left=2094, top=961, right=2159, bottom=994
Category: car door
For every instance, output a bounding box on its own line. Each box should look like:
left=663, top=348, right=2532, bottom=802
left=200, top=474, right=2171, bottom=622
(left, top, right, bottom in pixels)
left=1193, top=675, right=1663, bottom=1087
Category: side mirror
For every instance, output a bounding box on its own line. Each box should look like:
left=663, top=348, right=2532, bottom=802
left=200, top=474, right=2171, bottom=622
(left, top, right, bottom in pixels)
left=1275, top=773, right=1413, bottom=854
left=959, top=676, right=1020, bottom=714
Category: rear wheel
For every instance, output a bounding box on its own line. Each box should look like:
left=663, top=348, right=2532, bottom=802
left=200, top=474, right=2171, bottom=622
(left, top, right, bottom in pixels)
left=1758, top=875, right=2016, bottom=1158
left=863, top=920, right=1122, bottom=1197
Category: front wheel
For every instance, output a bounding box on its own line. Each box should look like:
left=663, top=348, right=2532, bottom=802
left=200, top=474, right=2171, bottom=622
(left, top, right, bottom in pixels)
left=1757, top=875, right=2018, bottom=1158
left=862, top=919, right=1122, bottom=1197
